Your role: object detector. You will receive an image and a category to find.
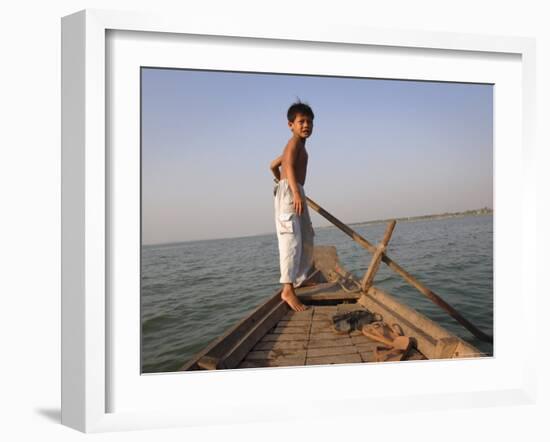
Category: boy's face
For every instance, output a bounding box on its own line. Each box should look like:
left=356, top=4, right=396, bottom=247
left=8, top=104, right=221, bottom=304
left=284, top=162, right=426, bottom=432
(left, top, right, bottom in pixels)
left=288, top=113, right=313, bottom=139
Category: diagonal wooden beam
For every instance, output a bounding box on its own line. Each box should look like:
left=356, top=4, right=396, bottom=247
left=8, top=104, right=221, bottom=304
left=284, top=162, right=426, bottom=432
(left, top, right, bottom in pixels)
left=361, top=220, right=396, bottom=292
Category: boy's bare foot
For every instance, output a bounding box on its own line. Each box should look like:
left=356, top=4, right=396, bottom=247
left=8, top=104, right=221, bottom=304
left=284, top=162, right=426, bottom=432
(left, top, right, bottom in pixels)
left=281, top=284, right=307, bottom=312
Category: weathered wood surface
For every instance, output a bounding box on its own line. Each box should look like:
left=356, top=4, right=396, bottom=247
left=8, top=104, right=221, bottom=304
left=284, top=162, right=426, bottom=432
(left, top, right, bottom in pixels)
left=179, top=249, right=358, bottom=371
left=307, top=354, right=363, bottom=366
left=183, top=291, right=479, bottom=370
left=308, top=339, right=355, bottom=349
left=434, top=337, right=460, bottom=359
left=305, top=196, right=492, bottom=344
left=222, top=302, right=290, bottom=369
left=361, top=220, right=396, bottom=292
left=295, top=281, right=340, bottom=298
left=272, top=324, right=309, bottom=334
left=454, top=340, right=486, bottom=359
left=180, top=289, right=289, bottom=370
left=236, top=305, right=428, bottom=368
left=298, top=289, right=361, bottom=303
left=311, top=246, right=339, bottom=282
left=239, top=357, right=306, bottom=368
left=358, top=286, right=483, bottom=360
left=197, top=356, right=221, bottom=370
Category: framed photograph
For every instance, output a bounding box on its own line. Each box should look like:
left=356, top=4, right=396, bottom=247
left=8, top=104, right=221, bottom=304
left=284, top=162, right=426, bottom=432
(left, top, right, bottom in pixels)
left=61, top=9, right=537, bottom=433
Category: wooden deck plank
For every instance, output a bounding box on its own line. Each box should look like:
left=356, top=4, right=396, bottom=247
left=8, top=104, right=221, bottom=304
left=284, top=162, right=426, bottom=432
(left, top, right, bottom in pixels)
left=307, top=346, right=359, bottom=358
left=311, top=317, right=337, bottom=325
left=311, top=306, right=337, bottom=322
left=308, top=332, right=342, bottom=340
left=310, top=317, right=332, bottom=325
left=354, top=342, right=380, bottom=352
left=222, top=302, right=290, bottom=369
left=306, top=354, right=362, bottom=366
left=238, top=356, right=306, bottom=368
left=261, top=333, right=308, bottom=342
left=311, top=314, right=333, bottom=321
left=311, top=316, right=334, bottom=323
left=310, top=319, right=332, bottom=327
left=298, top=291, right=361, bottom=303
left=359, top=351, right=376, bottom=362
left=272, top=324, right=309, bottom=334
left=307, top=337, right=352, bottom=349
left=311, top=317, right=333, bottom=323
left=350, top=335, right=377, bottom=345
left=295, top=281, right=339, bottom=296
left=274, top=321, right=310, bottom=329
left=310, top=323, right=333, bottom=333
left=283, top=309, right=313, bottom=321
left=313, top=306, right=337, bottom=312
left=180, top=290, right=287, bottom=370
left=246, top=349, right=307, bottom=361
left=336, top=303, right=366, bottom=314
left=253, top=340, right=308, bottom=351
left=277, top=320, right=311, bottom=328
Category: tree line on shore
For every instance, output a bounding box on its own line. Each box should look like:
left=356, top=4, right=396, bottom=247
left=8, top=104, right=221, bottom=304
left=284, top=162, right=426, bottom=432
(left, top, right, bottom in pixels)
left=349, top=207, right=493, bottom=227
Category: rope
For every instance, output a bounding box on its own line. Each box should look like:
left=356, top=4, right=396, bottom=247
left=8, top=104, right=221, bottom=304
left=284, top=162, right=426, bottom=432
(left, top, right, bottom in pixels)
left=331, top=268, right=362, bottom=293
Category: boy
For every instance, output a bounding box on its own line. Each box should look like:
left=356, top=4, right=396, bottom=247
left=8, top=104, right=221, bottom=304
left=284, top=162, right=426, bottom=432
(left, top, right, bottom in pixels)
left=270, top=101, right=315, bottom=312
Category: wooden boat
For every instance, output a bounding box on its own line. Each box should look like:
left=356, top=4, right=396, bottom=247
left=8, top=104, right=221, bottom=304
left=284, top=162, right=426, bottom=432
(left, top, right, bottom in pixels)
left=179, top=190, right=492, bottom=371
left=180, top=244, right=486, bottom=370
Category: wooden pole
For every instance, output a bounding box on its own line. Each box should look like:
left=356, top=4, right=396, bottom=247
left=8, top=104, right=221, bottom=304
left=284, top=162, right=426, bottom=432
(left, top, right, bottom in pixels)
left=361, top=220, right=396, bottom=292
left=303, top=194, right=493, bottom=344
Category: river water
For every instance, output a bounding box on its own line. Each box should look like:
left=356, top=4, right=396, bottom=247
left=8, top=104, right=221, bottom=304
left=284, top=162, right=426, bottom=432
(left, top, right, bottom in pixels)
left=141, top=214, right=493, bottom=373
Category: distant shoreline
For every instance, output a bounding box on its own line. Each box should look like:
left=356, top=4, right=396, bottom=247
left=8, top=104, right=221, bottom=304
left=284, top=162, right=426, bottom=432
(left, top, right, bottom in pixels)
left=144, top=208, right=492, bottom=247
left=344, top=207, right=493, bottom=228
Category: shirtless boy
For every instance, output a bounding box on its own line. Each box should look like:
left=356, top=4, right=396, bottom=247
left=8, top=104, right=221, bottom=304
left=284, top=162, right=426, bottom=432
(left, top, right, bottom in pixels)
left=270, top=102, right=315, bottom=312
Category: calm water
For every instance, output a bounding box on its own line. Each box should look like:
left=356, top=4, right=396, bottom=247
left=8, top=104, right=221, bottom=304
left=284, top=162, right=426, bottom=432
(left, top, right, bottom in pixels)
left=141, top=214, right=493, bottom=373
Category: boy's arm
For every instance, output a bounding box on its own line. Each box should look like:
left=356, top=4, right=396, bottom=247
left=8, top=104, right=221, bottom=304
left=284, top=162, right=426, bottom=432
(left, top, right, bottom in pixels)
left=269, top=155, right=282, bottom=180
left=282, top=141, right=304, bottom=215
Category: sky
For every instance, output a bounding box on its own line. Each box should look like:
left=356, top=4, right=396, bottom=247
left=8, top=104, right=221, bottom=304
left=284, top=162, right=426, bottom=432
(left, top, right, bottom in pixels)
left=141, top=68, right=493, bottom=245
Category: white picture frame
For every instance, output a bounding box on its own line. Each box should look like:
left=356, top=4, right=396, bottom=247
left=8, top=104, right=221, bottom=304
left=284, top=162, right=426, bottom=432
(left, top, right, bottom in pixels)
left=61, top=9, right=537, bottom=433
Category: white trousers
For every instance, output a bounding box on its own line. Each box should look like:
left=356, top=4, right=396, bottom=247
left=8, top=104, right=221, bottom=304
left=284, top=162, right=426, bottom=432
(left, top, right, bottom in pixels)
left=274, top=179, right=314, bottom=286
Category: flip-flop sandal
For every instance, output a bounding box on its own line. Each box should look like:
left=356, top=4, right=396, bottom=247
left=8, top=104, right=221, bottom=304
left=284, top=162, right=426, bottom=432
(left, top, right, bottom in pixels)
left=331, top=311, right=357, bottom=334
left=354, top=312, right=382, bottom=330
left=332, top=320, right=352, bottom=334
left=332, top=310, right=380, bottom=334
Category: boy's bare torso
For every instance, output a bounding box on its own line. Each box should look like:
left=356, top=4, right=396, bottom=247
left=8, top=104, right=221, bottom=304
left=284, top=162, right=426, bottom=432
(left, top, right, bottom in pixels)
left=281, top=138, right=308, bottom=185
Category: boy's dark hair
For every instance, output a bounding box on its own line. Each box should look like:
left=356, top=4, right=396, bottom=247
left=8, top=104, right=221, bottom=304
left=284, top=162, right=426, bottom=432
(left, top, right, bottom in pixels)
left=287, top=101, right=314, bottom=122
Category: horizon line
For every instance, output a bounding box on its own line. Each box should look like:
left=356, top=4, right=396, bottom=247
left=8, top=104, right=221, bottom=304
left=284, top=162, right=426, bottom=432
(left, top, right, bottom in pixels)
left=142, top=207, right=493, bottom=248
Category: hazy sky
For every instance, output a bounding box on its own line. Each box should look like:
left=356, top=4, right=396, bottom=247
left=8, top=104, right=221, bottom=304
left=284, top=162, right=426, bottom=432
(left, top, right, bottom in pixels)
left=141, top=68, right=492, bottom=245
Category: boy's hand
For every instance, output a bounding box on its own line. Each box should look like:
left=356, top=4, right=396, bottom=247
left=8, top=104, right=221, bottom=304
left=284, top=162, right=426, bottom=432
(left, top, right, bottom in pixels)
left=293, top=191, right=304, bottom=215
